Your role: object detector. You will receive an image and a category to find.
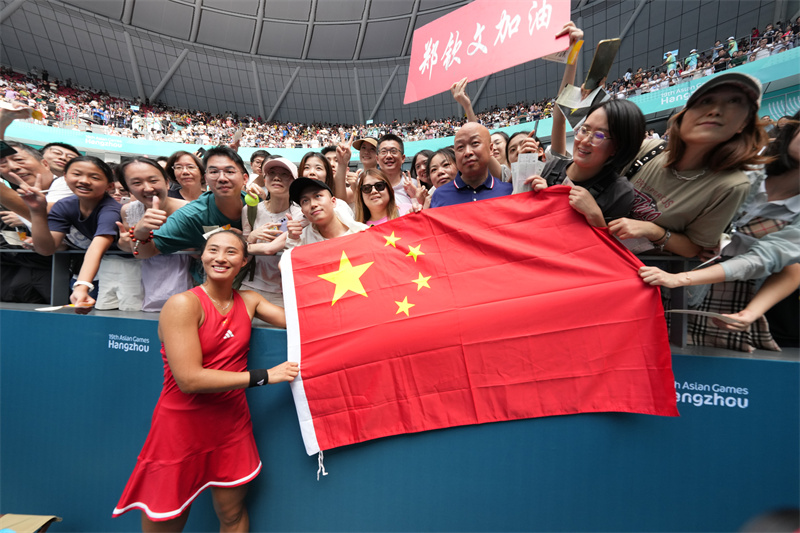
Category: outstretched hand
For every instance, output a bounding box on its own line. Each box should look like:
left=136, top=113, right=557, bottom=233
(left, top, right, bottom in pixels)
left=638, top=266, right=682, bottom=288
left=336, top=137, right=353, bottom=166
left=0, top=103, right=34, bottom=133
left=16, top=173, right=48, bottom=213
left=450, top=77, right=470, bottom=108
left=555, top=21, right=584, bottom=48
left=712, top=311, right=752, bottom=332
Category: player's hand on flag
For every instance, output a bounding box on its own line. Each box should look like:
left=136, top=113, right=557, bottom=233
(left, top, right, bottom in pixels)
left=268, top=361, right=300, bottom=383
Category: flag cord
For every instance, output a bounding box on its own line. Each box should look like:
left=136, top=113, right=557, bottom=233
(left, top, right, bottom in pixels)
left=316, top=451, right=328, bottom=480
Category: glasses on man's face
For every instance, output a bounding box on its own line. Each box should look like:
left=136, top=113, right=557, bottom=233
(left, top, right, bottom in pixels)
left=173, top=164, right=198, bottom=172
left=206, top=167, right=239, bottom=178
left=361, top=181, right=388, bottom=194
left=574, top=126, right=612, bottom=146
left=378, top=148, right=401, bottom=156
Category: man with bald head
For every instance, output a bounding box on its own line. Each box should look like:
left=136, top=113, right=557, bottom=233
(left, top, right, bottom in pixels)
left=430, top=122, right=512, bottom=208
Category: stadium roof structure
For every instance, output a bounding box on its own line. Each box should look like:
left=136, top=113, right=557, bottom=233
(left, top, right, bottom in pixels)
left=38, top=0, right=470, bottom=61
left=2, top=0, right=789, bottom=125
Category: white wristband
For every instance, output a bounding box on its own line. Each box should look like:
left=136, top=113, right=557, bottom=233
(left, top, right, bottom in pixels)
left=73, top=280, right=95, bottom=292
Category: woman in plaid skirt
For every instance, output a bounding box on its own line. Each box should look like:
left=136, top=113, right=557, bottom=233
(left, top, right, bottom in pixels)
left=639, top=111, right=800, bottom=352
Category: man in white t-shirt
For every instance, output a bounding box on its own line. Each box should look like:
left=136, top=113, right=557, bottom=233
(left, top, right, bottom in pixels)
left=285, top=177, right=367, bottom=249
left=376, top=133, right=414, bottom=206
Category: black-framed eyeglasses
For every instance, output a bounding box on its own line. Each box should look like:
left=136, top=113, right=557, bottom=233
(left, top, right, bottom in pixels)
left=361, top=182, right=388, bottom=194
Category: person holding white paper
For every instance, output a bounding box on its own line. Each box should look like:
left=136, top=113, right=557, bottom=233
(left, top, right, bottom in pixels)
left=528, top=99, right=645, bottom=227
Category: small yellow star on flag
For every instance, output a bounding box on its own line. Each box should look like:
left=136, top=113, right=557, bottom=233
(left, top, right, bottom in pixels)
left=384, top=232, right=401, bottom=247
left=395, top=296, right=415, bottom=316
left=406, top=244, right=425, bottom=262
left=412, top=273, right=431, bottom=291
left=318, top=251, right=374, bottom=305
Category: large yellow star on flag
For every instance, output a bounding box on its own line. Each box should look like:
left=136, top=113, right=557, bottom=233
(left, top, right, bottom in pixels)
left=395, top=296, right=415, bottom=316
left=384, top=232, right=401, bottom=247
left=407, top=244, right=425, bottom=262
left=412, top=273, right=431, bottom=291
left=318, top=251, right=374, bottom=305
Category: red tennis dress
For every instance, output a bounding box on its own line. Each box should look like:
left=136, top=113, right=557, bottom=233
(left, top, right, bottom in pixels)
left=113, top=287, right=260, bottom=521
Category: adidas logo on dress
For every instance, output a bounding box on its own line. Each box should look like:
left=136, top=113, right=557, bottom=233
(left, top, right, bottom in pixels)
left=223, top=330, right=234, bottom=340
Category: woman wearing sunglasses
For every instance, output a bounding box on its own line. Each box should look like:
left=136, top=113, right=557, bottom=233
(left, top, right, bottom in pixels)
left=354, top=169, right=410, bottom=226
left=529, top=99, right=646, bottom=227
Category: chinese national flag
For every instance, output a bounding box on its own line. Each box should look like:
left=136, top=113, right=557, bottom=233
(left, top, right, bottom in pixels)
left=282, top=187, right=678, bottom=455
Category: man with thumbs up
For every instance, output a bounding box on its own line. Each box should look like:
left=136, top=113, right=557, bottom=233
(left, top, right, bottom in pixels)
left=130, top=146, right=249, bottom=260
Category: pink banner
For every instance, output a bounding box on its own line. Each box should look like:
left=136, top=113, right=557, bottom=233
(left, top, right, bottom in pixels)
left=404, top=0, right=571, bottom=104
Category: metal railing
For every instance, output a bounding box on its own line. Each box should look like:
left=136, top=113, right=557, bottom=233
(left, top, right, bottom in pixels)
left=0, top=248, right=699, bottom=347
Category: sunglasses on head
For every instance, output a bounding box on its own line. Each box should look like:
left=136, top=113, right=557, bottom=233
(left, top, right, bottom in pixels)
left=361, top=182, right=388, bottom=194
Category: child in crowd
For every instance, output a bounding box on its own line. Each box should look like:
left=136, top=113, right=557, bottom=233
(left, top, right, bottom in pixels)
left=20, top=155, right=123, bottom=307
left=116, top=157, right=192, bottom=312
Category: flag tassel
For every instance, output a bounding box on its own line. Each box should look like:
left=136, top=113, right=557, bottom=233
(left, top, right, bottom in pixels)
left=316, top=451, right=328, bottom=480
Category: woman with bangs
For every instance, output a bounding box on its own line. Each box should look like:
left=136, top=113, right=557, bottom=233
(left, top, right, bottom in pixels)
left=609, top=72, right=771, bottom=258
left=410, top=150, right=434, bottom=189
left=354, top=169, right=410, bottom=226
left=527, top=98, right=645, bottom=227
left=299, top=151, right=336, bottom=192
left=116, top=157, right=192, bottom=312
left=490, top=132, right=510, bottom=168
left=165, top=150, right=205, bottom=202
left=421, top=147, right=458, bottom=209
left=113, top=230, right=298, bottom=530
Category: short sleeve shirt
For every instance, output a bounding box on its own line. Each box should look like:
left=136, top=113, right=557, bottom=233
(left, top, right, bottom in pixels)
left=626, top=140, right=750, bottom=248
left=48, top=194, right=121, bottom=249
left=153, top=191, right=243, bottom=254
left=430, top=173, right=512, bottom=208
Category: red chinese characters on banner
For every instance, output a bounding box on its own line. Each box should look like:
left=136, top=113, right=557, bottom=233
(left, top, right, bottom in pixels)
left=404, top=0, right=571, bottom=104
left=282, top=189, right=679, bottom=456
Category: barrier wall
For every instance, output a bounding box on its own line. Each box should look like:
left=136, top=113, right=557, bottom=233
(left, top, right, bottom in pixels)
left=1, top=307, right=797, bottom=532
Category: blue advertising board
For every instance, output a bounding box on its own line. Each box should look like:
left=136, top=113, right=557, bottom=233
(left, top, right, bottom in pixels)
left=1, top=308, right=797, bottom=532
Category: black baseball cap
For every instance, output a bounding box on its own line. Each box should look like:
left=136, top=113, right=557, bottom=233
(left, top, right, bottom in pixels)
left=289, top=177, right=333, bottom=205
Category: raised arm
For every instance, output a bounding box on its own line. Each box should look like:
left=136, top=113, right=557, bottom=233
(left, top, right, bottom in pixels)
left=451, top=78, right=478, bottom=123
left=451, top=78, right=504, bottom=179
left=333, top=138, right=352, bottom=201
left=714, top=263, right=800, bottom=331
left=18, top=175, right=62, bottom=255
left=0, top=180, right=31, bottom=219
left=550, top=21, right=584, bottom=157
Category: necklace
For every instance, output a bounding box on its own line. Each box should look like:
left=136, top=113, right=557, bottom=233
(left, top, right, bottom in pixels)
left=671, top=168, right=707, bottom=181
left=200, top=284, right=234, bottom=313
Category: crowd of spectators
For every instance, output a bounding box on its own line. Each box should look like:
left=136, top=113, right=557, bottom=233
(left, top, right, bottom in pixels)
left=1, top=18, right=795, bottom=150
left=605, top=18, right=800, bottom=99
left=0, top=64, right=552, bottom=148
left=0, top=20, right=798, bottom=354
